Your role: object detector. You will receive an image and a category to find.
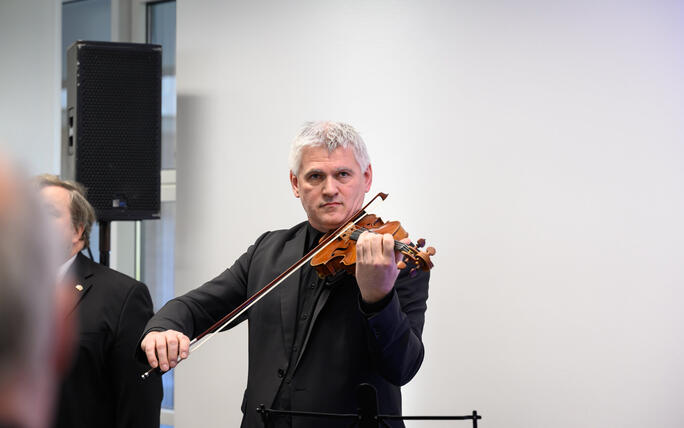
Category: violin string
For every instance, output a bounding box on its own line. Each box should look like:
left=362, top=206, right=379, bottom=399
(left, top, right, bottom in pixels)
left=349, top=226, right=417, bottom=256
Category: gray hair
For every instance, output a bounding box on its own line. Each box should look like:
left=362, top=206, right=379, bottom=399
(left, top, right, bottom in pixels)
left=0, top=158, right=61, bottom=386
left=289, top=121, right=371, bottom=176
left=36, top=174, right=96, bottom=248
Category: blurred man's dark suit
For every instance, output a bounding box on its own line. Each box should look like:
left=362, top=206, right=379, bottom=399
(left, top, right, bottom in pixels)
left=54, top=252, right=162, bottom=428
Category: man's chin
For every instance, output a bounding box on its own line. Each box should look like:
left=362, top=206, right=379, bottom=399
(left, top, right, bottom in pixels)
left=315, top=215, right=347, bottom=232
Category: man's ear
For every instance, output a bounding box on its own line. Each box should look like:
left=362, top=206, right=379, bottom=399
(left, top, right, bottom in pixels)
left=290, top=171, right=300, bottom=198
left=363, top=164, right=373, bottom=192
left=73, top=224, right=85, bottom=246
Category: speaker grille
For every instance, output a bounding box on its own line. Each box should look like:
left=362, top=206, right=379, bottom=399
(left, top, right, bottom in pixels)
left=66, top=41, right=161, bottom=221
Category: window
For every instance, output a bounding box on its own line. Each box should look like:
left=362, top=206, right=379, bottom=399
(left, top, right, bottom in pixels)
left=61, top=1, right=177, bottom=426
left=143, top=0, right=178, bottom=420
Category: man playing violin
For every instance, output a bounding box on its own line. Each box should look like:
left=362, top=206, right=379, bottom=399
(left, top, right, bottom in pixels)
left=140, top=121, right=430, bottom=427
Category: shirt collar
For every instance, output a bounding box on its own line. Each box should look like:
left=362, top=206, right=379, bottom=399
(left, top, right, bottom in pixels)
left=305, top=222, right=326, bottom=252
left=57, top=252, right=78, bottom=283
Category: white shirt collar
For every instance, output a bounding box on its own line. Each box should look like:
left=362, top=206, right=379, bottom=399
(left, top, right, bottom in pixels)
left=57, top=252, right=79, bottom=283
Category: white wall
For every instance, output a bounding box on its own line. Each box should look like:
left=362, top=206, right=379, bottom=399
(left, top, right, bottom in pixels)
left=175, top=1, right=684, bottom=427
left=0, top=0, right=61, bottom=174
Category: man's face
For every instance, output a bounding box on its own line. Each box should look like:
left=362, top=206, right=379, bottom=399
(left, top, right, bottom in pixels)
left=40, top=185, right=83, bottom=260
left=290, top=145, right=372, bottom=232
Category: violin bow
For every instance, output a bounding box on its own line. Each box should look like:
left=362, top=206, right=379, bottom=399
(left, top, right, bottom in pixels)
left=142, top=192, right=388, bottom=379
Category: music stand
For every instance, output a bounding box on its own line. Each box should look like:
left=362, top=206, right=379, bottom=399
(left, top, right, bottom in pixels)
left=256, top=383, right=482, bottom=427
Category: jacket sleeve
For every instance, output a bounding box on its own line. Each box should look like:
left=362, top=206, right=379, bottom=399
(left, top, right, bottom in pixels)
left=361, top=267, right=430, bottom=386
left=111, top=282, right=163, bottom=428
left=141, top=232, right=269, bottom=341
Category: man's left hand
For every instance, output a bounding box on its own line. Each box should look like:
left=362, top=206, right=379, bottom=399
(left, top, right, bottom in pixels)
left=355, top=232, right=407, bottom=303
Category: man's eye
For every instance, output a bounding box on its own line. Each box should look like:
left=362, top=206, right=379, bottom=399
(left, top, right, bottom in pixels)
left=307, top=174, right=322, bottom=182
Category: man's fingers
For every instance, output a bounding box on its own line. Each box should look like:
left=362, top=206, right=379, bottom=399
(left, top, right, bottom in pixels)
left=395, top=237, right=411, bottom=264
left=179, top=334, right=191, bottom=359
left=155, top=337, right=170, bottom=372
left=382, top=233, right=395, bottom=262
left=357, top=231, right=369, bottom=263
left=141, top=330, right=191, bottom=372
left=167, top=335, right=179, bottom=368
left=358, top=231, right=382, bottom=262
left=357, top=232, right=401, bottom=266
left=142, top=335, right=159, bottom=369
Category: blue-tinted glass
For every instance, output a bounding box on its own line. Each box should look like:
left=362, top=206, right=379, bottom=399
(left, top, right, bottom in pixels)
left=62, top=0, right=111, bottom=81
left=143, top=201, right=176, bottom=311
left=147, top=1, right=176, bottom=72
left=87, top=222, right=100, bottom=263
left=146, top=0, right=177, bottom=413
left=160, top=78, right=177, bottom=169
left=147, top=1, right=176, bottom=169
left=142, top=201, right=176, bottom=409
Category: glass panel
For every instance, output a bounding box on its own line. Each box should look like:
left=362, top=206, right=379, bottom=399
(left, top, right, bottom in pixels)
left=161, top=77, right=177, bottom=169
left=146, top=0, right=177, bottom=414
left=147, top=1, right=176, bottom=73
left=142, top=200, right=176, bottom=409
left=61, top=0, right=178, bottom=422
left=87, top=221, right=100, bottom=263
left=62, top=0, right=111, bottom=82
left=142, top=201, right=176, bottom=310
left=61, top=0, right=112, bottom=177
left=147, top=0, right=177, bottom=169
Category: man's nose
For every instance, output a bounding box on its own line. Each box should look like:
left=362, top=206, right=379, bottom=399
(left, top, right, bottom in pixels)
left=321, top=177, right=338, bottom=196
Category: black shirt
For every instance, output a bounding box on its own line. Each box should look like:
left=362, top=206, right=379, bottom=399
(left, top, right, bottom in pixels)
left=271, top=223, right=325, bottom=425
left=271, top=222, right=394, bottom=426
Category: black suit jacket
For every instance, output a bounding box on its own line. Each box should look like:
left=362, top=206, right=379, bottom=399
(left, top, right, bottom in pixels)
left=143, top=221, right=429, bottom=428
left=55, top=253, right=162, bottom=428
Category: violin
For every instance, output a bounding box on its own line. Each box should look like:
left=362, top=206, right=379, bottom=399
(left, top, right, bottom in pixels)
left=311, top=213, right=435, bottom=278
left=141, top=192, right=435, bottom=379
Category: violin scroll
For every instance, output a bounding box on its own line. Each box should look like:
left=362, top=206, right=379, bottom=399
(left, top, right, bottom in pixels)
left=395, top=238, right=436, bottom=278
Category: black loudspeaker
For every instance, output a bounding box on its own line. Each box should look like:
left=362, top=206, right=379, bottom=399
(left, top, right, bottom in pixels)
left=62, top=40, right=162, bottom=221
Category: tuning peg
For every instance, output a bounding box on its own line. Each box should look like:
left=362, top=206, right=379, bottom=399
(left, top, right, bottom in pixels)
left=397, top=260, right=407, bottom=270
left=426, top=247, right=436, bottom=256
left=416, top=238, right=425, bottom=248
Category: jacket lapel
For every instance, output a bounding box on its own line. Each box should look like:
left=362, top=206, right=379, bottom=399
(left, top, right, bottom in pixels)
left=293, top=271, right=348, bottom=371
left=278, top=226, right=308, bottom=356
left=66, top=252, right=95, bottom=315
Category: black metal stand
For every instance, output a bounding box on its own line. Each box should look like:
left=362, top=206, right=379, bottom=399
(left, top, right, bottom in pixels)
left=98, top=220, right=110, bottom=266
left=256, top=384, right=481, bottom=427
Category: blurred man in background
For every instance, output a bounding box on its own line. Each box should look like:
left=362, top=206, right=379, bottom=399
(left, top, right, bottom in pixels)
left=37, top=175, right=162, bottom=428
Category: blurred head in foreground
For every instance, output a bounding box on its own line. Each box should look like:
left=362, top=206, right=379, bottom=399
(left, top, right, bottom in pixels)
left=0, top=154, right=75, bottom=428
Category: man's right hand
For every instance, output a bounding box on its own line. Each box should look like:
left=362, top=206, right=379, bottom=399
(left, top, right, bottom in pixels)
left=141, top=330, right=191, bottom=372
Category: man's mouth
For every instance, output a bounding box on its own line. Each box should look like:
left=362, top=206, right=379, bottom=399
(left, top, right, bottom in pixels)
left=320, top=202, right=342, bottom=208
